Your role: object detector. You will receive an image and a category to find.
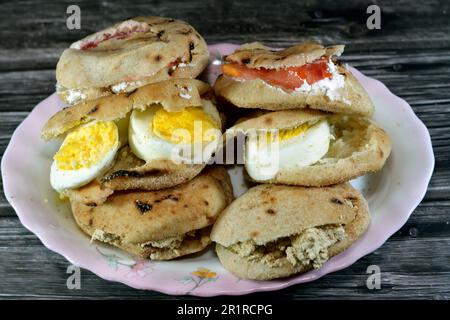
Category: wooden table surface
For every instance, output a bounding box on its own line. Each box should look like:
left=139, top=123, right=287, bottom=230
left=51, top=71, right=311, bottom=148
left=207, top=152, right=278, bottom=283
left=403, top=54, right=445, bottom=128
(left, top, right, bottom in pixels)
left=0, top=0, right=449, bottom=300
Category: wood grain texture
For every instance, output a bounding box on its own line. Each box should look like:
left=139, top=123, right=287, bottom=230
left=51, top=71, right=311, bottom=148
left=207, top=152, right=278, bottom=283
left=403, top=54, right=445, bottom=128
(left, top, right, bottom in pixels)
left=0, top=0, right=449, bottom=299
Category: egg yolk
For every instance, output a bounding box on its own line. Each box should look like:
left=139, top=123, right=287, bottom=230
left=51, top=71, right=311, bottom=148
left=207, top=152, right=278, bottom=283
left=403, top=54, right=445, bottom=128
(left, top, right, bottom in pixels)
left=152, top=107, right=219, bottom=144
left=267, top=122, right=312, bottom=142
left=54, top=121, right=118, bottom=170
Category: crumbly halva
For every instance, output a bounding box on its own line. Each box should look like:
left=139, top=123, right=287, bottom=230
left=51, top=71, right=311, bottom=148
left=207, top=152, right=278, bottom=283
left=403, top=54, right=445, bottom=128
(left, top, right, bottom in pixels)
left=228, top=226, right=345, bottom=269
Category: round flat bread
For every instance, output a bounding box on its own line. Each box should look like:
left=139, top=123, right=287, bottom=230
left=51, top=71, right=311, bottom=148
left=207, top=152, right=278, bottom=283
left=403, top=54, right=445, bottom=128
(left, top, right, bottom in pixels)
left=224, top=110, right=392, bottom=186
left=69, top=166, right=234, bottom=260
left=56, top=16, right=209, bottom=104
left=42, top=79, right=211, bottom=141
left=214, top=66, right=374, bottom=117
left=100, top=146, right=206, bottom=191
left=212, top=183, right=370, bottom=280
left=43, top=79, right=221, bottom=191
left=214, top=42, right=373, bottom=117
left=225, top=42, right=344, bottom=69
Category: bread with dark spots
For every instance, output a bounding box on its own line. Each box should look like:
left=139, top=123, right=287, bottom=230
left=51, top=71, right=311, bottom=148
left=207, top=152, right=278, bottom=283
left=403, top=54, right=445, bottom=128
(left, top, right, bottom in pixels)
left=224, top=42, right=344, bottom=69
left=224, top=109, right=392, bottom=186
left=56, top=16, right=209, bottom=104
left=42, top=79, right=211, bottom=140
left=214, top=42, right=374, bottom=117
left=69, top=166, right=234, bottom=260
left=214, top=66, right=374, bottom=117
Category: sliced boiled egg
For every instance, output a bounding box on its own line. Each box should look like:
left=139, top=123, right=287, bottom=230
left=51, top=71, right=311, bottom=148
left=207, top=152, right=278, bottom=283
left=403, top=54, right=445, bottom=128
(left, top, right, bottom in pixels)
left=245, top=120, right=331, bottom=181
left=129, top=101, right=221, bottom=164
left=50, top=121, right=119, bottom=192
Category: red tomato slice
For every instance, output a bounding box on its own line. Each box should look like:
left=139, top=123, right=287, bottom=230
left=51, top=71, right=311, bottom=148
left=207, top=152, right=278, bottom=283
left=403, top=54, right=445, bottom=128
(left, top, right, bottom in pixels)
left=222, top=57, right=332, bottom=90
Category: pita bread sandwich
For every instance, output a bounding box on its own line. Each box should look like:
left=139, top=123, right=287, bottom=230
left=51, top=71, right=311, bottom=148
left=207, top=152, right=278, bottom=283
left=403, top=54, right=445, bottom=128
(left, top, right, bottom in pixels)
left=223, top=109, right=391, bottom=186
left=214, top=42, right=373, bottom=117
left=56, top=16, right=209, bottom=104
left=211, top=183, right=370, bottom=280
left=68, top=166, right=233, bottom=260
left=42, top=79, right=223, bottom=193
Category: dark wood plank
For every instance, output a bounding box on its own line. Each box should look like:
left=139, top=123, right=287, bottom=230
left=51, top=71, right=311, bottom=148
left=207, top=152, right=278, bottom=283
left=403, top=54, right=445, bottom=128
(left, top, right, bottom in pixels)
left=0, top=0, right=449, bottom=52
left=0, top=215, right=449, bottom=299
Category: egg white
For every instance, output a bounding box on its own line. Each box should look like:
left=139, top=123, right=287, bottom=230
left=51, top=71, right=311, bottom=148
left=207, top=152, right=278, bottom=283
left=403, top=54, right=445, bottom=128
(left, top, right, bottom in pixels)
left=245, top=120, right=331, bottom=181
left=129, top=100, right=221, bottom=164
left=50, top=122, right=120, bottom=192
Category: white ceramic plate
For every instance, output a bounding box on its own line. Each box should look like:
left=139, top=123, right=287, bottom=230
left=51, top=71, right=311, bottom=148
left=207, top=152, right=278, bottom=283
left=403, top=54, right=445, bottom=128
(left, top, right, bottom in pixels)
left=1, top=43, right=434, bottom=296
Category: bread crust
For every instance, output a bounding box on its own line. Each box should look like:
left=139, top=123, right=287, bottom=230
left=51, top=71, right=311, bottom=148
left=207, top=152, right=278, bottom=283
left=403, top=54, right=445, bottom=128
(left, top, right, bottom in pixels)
left=214, top=66, right=374, bottom=117
left=56, top=16, right=209, bottom=104
left=122, top=227, right=212, bottom=260
left=225, top=110, right=392, bottom=186
left=69, top=167, right=233, bottom=260
left=42, top=79, right=211, bottom=140
left=212, top=183, right=370, bottom=280
left=43, top=79, right=221, bottom=190
left=225, top=42, right=344, bottom=69
left=100, top=146, right=206, bottom=191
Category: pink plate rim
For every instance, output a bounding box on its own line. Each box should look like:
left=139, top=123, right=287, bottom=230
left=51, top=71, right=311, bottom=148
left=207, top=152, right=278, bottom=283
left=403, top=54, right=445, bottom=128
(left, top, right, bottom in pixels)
left=1, top=43, right=434, bottom=296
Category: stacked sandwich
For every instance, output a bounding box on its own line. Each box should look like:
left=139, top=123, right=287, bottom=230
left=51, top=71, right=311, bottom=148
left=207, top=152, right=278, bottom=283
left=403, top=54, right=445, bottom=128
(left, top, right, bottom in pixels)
left=41, top=17, right=234, bottom=260
left=41, top=17, right=393, bottom=280
left=210, top=42, right=392, bottom=280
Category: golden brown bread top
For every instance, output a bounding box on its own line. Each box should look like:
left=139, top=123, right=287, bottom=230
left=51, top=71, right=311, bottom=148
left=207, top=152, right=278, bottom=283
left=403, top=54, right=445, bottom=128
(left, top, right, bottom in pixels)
left=213, top=65, right=375, bottom=117
left=223, top=110, right=392, bottom=187
left=99, top=146, right=206, bottom=191
left=214, top=182, right=371, bottom=280
left=226, top=109, right=327, bottom=134
left=69, top=166, right=234, bottom=244
left=57, top=16, right=209, bottom=89
left=225, top=42, right=344, bottom=69
left=42, top=79, right=211, bottom=140
left=211, top=183, right=367, bottom=247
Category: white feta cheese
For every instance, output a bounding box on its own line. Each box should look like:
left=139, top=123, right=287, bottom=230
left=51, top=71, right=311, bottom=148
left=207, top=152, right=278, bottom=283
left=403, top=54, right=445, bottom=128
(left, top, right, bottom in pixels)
left=111, top=80, right=143, bottom=93
left=294, top=59, right=345, bottom=101
left=65, top=88, right=86, bottom=104
left=179, top=91, right=192, bottom=99
left=111, top=82, right=129, bottom=93
left=179, top=86, right=192, bottom=99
